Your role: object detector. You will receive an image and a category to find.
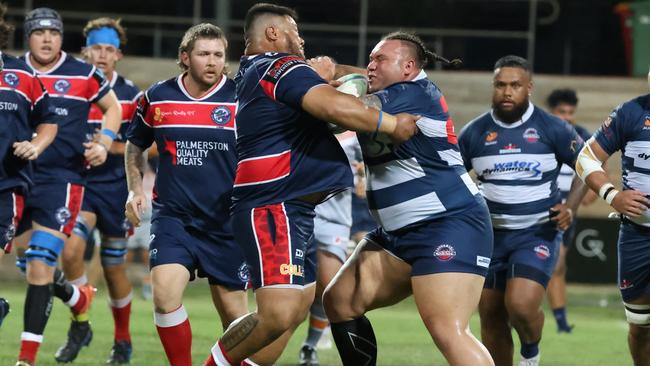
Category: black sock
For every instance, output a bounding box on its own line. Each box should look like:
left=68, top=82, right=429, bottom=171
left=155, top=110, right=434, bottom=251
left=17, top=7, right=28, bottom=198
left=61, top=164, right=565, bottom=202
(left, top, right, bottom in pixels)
left=24, top=284, right=54, bottom=336
left=52, top=268, right=74, bottom=302
left=331, top=316, right=377, bottom=366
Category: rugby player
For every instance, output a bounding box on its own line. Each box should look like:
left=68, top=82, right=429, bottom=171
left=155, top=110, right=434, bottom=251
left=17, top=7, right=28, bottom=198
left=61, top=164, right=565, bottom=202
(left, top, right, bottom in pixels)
left=459, top=55, right=587, bottom=366
left=125, top=23, right=249, bottom=366
left=203, top=4, right=418, bottom=366
left=316, top=32, right=495, bottom=366
left=546, top=88, right=594, bottom=334
left=574, top=68, right=650, bottom=366
left=12, top=7, right=122, bottom=366
left=54, top=17, right=141, bottom=364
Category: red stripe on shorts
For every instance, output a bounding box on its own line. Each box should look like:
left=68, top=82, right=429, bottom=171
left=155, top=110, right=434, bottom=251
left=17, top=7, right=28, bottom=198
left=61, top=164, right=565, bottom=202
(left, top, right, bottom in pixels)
left=252, top=203, right=291, bottom=286
left=62, top=184, right=84, bottom=236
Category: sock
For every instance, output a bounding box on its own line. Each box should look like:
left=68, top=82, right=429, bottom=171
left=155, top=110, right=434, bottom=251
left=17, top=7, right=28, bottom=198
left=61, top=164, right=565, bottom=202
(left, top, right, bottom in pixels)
left=331, top=316, right=377, bottom=366
left=20, top=284, right=53, bottom=363
left=53, top=268, right=75, bottom=302
left=110, top=292, right=133, bottom=342
left=304, top=297, right=329, bottom=348
left=205, top=340, right=234, bottom=366
left=553, top=307, right=571, bottom=331
left=155, top=305, right=192, bottom=366
left=520, top=340, right=540, bottom=359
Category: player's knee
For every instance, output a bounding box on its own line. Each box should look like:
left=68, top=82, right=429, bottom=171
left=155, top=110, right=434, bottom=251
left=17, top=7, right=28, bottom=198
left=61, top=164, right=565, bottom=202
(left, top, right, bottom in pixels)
left=424, top=319, right=462, bottom=352
left=25, top=230, right=64, bottom=268
left=152, top=285, right=183, bottom=313
left=625, top=302, right=650, bottom=327
left=323, top=285, right=363, bottom=322
left=100, top=239, right=128, bottom=267
left=506, top=299, right=540, bottom=325
left=258, top=300, right=302, bottom=334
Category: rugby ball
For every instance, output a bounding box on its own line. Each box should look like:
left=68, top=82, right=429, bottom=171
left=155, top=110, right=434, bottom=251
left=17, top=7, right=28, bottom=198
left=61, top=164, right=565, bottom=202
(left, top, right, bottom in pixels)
left=335, top=73, right=368, bottom=97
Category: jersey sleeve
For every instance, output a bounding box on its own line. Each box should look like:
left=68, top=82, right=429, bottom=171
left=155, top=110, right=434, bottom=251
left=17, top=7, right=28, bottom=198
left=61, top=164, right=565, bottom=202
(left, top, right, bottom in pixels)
left=552, top=120, right=585, bottom=168
left=126, top=92, right=154, bottom=149
left=457, top=123, right=475, bottom=172
left=593, top=104, right=627, bottom=155
left=259, top=56, right=327, bottom=108
left=86, top=66, right=111, bottom=103
left=29, top=74, right=57, bottom=128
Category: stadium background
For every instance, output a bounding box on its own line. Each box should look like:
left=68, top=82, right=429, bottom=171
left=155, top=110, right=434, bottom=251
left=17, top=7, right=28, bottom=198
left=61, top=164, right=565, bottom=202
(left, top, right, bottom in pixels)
left=1, top=0, right=649, bottom=364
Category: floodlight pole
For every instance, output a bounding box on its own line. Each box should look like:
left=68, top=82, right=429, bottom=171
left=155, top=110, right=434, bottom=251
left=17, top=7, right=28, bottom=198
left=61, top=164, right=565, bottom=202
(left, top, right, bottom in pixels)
left=356, top=0, right=369, bottom=67
left=527, top=0, right=538, bottom=70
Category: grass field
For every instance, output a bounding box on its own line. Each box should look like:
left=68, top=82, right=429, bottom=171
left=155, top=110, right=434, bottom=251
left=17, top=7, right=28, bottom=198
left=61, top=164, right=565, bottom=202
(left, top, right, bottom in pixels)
left=0, top=281, right=633, bottom=365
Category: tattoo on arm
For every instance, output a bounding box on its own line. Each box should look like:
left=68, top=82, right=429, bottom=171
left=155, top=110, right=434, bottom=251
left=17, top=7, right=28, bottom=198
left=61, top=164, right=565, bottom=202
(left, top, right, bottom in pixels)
left=360, top=94, right=381, bottom=111
left=125, top=142, right=146, bottom=194
left=220, top=313, right=260, bottom=351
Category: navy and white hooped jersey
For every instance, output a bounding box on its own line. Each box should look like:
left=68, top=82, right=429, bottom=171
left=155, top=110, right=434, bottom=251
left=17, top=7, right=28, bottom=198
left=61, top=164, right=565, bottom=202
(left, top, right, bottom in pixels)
left=22, top=51, right=110, bottom=184
left=86, top=71, right=142, bottom=183
left=127, top=74, right=237, bottom=236
left=459, top=102, right=585, bottom=230
left=231, top=53, right=352, bottom=213
left=557, top=124, right=592, bottom=200
left=359, top=70, right=481, bottom=232
left=0, top=52, right=56, bottom=193
left=594, top=94, right=650, bottom=227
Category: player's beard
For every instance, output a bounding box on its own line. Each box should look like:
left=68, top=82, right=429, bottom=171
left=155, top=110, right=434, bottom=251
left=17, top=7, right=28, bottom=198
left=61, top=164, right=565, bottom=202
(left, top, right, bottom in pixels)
left=492, top=98, right=529, bottom=124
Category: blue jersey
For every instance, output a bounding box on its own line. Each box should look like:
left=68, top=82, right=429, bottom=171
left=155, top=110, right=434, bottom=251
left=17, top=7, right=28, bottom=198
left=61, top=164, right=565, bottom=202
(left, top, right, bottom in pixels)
left=86, top=72, right=141, bottom=183
left=231, top=53, right=352, bottom=212
left=459, top=103, right=584, bottom=230
left=557, top=123, right=592, bottom=200
left=127, top=74, right=237, bottom=236
left=359, top=70, right=481, bottom=232
left=594, top=94, right=650, bottom=227
left=0, top=52, right=56, bottom=192
left=22, top=51, right=110, bottom=184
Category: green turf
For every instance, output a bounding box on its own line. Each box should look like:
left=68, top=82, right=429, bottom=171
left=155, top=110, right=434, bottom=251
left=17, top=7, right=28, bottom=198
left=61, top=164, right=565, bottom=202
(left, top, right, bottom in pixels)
left=0, top=282, right=632, bottom=365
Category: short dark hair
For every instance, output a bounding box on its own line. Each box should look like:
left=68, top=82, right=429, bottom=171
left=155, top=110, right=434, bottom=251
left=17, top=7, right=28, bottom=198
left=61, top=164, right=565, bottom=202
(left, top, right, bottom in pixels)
left=547, top=88, right=578, bottom=108
left=0, top=3, right=15, bottom=49
left=382, top=31, right=461, bottom=69
left=244, top=3, right=298, bottom=38
left=494, top=55, right=531, bottom=73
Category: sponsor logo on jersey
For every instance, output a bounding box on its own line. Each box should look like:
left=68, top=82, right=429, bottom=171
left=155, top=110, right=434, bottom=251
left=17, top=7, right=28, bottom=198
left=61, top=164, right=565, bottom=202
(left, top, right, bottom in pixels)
left=295, top=248, right=304, bottom=259
left=433, top=244, right=456, bottom=261
left=534, top=244, right=551, bottom=259
left=0, top=102, right=19, bottom=111
left=211, top=106, right=231, bottom=125
left=523, top=128, right=540, bottom=143
left=638, top=152, right=650, bottom=161
left=149, top=247, right=157, bottom=260
left=280, top=263, right=304, bottom=276
left=643, top=116, right=650, bottom=130
left=3, top=72, right=19, bottom=87
left=499, top=143, right=521, bottom=154
left=55, top=207, right=72, bottom=225
left=238, top=262, right=250, bottom=282
left=476, top=255, right=491, bottom=268
left=485, top=132, right=498, bottom=146
left=620, top=278, right=634, bottom=290
left=164, top=138, right=230, bottom=166
left=54, top=79, right=71, bottom=93
left=481, top=160, right=542, bottom=177
left=153, top=107, right=163, bottom=122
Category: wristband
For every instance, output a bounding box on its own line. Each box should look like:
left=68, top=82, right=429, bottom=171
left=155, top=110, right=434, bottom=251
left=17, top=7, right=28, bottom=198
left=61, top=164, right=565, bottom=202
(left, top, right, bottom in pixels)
left=100, top=128, right=117, bottom=140
left=605, top=189, right=619, bottom=205
left=598, top=183, right=615, bottom=200
left=375, top=110, right=383, bottom=133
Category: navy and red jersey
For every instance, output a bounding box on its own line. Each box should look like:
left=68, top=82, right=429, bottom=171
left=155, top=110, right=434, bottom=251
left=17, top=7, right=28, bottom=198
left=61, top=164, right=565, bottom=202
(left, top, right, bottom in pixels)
left=127, top=74, right=237, bottom=236
left=232, top=53, right=352, bottom=212
left=87, top=71, right=141, bottom=183
left=22, top=51, right=110, bottom=184
left=0, top=52, right=56, bottom=192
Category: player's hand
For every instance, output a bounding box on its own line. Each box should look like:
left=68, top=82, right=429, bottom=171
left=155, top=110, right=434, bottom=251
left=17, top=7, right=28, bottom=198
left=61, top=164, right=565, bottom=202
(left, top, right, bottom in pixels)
left=389, top=113, right=419, bottom=144
left=307, top=56, right=336, bottom=81
left=610, top=190, right=650, bottom=217
left=83, top=141, right=108, bottom=166
left=550, top=203, right=573, bottom=231
left=12, top=141, right=39, bottom=160
left=125, top=191, right=147, bottom=227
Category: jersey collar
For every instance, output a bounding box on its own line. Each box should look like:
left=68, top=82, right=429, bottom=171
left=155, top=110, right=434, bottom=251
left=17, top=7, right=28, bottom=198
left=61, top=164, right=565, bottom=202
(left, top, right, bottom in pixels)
left=490, top=101, right=534, bottom=129
left=25, top=50, right=67, bottom=75
left=177, top=72, right=226, bottom=101
left=413, top=69, right=427, bottom=81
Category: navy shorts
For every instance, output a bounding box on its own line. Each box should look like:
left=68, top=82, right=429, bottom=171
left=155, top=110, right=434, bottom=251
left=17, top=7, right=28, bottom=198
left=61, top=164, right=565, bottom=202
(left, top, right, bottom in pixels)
left=365, top=202, right=494, bottom=277
left=18, top=182, right=84, bottom=236
left=82, top=180, right=132, bottom=238
left=351, top=195, right=375, bottom=235
left=149, top=215, right=249, bottom=290
left=618, top=220, right=650, bottom=302
left=232, top=200, right=318, bottom=290
left=0, top=189, right=24, bottom=253
left=486, top=221, right=560, bottom=290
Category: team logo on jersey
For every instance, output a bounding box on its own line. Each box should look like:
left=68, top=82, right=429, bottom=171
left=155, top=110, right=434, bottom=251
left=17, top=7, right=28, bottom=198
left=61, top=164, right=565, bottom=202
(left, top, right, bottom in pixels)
left=55, top=207, right=72, bottom=225
left=620, top=278, right=634, bottom=290
left=499, top=143, right=521, bottom=154
left=534, top=244, right=551, bottom=260
left=210, top=106, right=231, bottom=125
left=523, top=128, right=540, bottom=143
left=153, top=107, right=163, bottom=122
left=433, top=244, right=456, bottom=261
left=3, top=72, right=19, bottom=87
left=644, top=116, right=650, bottom=128
left=4, top=223, right=16, bottom=242
left=238, top=262, right=250, bottom=282
left=485, top=132, right=498, bottom=146
left=54, top=79, right=71, bottom=93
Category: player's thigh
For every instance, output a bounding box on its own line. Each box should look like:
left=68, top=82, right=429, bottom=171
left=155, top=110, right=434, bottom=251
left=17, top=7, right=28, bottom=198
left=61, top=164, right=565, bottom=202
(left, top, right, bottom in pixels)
left=316, top=249, right=344, bottom=294
left=209, top=284, right=249, bottom=328
left=324, top=239, right=411, bottom=321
